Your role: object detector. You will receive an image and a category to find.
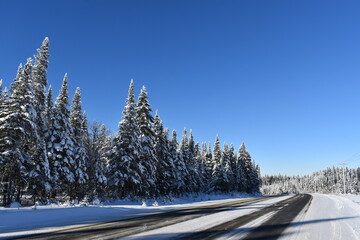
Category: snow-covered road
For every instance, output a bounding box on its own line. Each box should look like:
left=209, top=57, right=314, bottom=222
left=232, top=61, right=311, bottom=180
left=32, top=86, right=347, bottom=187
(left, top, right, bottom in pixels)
left=281, top=194, right=360, bottom=240
left=1, top=193, right=360, bottom=239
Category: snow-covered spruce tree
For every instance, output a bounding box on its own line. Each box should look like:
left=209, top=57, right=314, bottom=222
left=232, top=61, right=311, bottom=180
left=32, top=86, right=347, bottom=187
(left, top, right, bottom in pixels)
left=193, top=142, right=205, bottom=192
left=108, top=80, right=142, bottom=198
left=238, top=142, right=260, bottom=193
left=200, top=142, right=208, bottom=184
left=211, top=135, right=225, bottom=192
left=205, top=142, right=213, bottom=182
left=70, top=87, right=89, bottom=200
left=163, top=128, right=179, bottom=195
left=228, top=144, right=238, bottom=191
left=236, top=143, right=247, bottom=192
left=44, top=86, right=57, bottom=198
left=187, top=130, right=201, bottom=192
left=153, top=112, right=176, bottom=197
left=47, top=74, right=76, bottom=199
left=89, top=123, right=111, bottom=199
left=221, top=143, right=233, bottom=192
left=177, top=128, right=192, bottom=193
left=135, top=86, right=157, bottom=198
left=0, top=60, right=37, bottom=206
left=170, top=130, right=185, bottom=195
left=29, top=37, right=51, bottom=203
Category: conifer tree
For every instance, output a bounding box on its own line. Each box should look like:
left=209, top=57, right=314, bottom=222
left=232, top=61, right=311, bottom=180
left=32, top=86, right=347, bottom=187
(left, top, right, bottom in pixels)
left=170, top=130, right=185, bottom=195
left=28, top=38, right=51, bottom=202
left=177, top=128, right=192, bottom=193
left=238, top=142, right=260, bottom=193
left=194, top=142, right=206, bottom=191
left=203, top=143, right=213, bottom=191
left=0, top=61, right=37, bottom=205
left=95, top=124, right=111, bottom=197
left=200, top=142, right=208, bottom=178
left=70, top=87, right=88, bottom=199
left=47, top=74, right=75, bottom=199
left=211, top=135, right=224, bottom=191
left=108, top=80, right=142, bottom=198
left=153, top=112, right=176, bottom=196
left=87, top=121, right=110, bottom=199
left=187, top=130, right=200, bottom=192
left=221, top=143, right=232, bottom=192
left=237, top=143, right=248, bottom=192
left=136, top=86, right=157, bottom=198
left=228, top=144, right=238, bottom=191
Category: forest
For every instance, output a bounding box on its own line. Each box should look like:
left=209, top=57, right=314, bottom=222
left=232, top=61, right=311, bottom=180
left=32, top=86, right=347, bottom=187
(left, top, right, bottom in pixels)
left=261, top=167, right=360, bottom=195
left=0, top=38, right=261, bottom=207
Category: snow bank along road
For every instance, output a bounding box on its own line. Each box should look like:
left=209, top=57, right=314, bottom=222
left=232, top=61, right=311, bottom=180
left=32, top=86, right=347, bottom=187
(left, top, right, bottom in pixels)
left=5, top=194, right=313, bottom=240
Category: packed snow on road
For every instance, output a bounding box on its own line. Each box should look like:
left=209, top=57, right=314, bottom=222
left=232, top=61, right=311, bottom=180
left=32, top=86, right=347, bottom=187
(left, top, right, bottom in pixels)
left=280, top=194, right=360, bottom=240
left=1, top=193, right=360, bottom=239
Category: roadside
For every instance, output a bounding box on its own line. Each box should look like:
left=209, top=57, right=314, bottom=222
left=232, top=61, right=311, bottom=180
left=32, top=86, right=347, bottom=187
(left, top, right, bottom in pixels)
left=280, top=194, right=360, bottom=240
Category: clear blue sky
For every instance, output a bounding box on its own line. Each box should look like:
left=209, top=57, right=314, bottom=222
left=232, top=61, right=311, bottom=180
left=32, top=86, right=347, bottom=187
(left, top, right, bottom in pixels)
left=1, top=0, right=360, bottom=176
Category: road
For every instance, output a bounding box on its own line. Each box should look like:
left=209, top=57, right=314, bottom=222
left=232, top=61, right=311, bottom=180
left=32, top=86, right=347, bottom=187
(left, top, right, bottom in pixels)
left=11, top=194, right=312, bottom=240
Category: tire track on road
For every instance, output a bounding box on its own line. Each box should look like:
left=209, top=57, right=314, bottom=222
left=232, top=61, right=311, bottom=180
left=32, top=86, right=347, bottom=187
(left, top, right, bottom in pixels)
left=178, top=194, right=312, bottom=240
left=10, top=196, right=273, bottom=240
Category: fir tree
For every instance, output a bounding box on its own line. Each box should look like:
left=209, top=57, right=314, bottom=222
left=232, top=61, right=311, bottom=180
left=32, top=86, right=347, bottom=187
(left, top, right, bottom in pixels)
left=29, top=37, right=51, bottom=202
left=237, top=143, right=248, bottom=192
left=108, top=80, right=142, bottom=198
left=228, top=144, right=238, bottom=191
left=238, top=142, right=260, bottom=193
left=153, top=112, right=176, bottom=196
left=203, top=143, right=213, bottom=191
left=70, top=87, right=88, bottom=199
left=0, top=61, right=37, bottom=206
left=211, top=135, right=223, bottom=192
left=87, top=121, right=110, bottom=199
left=177, top=128, right=192, bottom=193
left=194, top=142, right=206, bottom=191
left=136, top=86, right=157, bottom=198
left=27, top=38, right=52, bottom=202
left=221, top=143, right=232, bottom=192
left=186, top=130, right=200, bottom=192
left=47, top=74, right=75, bottom=199
left=170, top=130, right=184, bottom=195
left=96, top=124, right=111, bottom=196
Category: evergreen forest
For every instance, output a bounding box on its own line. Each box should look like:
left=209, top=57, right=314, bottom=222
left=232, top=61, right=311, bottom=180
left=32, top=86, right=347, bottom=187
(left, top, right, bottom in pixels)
left=261, top=167, right=360, bottom=195
left=0, top=38, right=261, bottom=206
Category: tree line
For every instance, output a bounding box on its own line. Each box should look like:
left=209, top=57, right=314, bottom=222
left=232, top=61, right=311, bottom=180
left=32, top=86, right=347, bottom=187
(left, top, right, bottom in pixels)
left=0, top=38, right=261, bottom=206
left=261, top=167, right=360, bottom=195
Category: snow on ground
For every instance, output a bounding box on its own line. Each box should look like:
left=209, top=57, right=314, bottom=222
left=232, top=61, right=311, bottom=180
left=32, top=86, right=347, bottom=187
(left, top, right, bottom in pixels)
left=0, top=192, right=259, bottom=239
left=281, top=193, right=360, bottom=240
left=120, top=195, right=291, bottom=240
left=3, top=193, right=360, bottom=240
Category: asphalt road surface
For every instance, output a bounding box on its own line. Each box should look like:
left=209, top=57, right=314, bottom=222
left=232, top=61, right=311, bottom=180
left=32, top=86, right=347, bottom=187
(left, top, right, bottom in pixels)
left=11, top=194, right=312, bottom=240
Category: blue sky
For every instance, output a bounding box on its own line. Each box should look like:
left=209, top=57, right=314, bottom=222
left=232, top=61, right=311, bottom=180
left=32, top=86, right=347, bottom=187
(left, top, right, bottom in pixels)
left=1, top=0, right=360, bottom=175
